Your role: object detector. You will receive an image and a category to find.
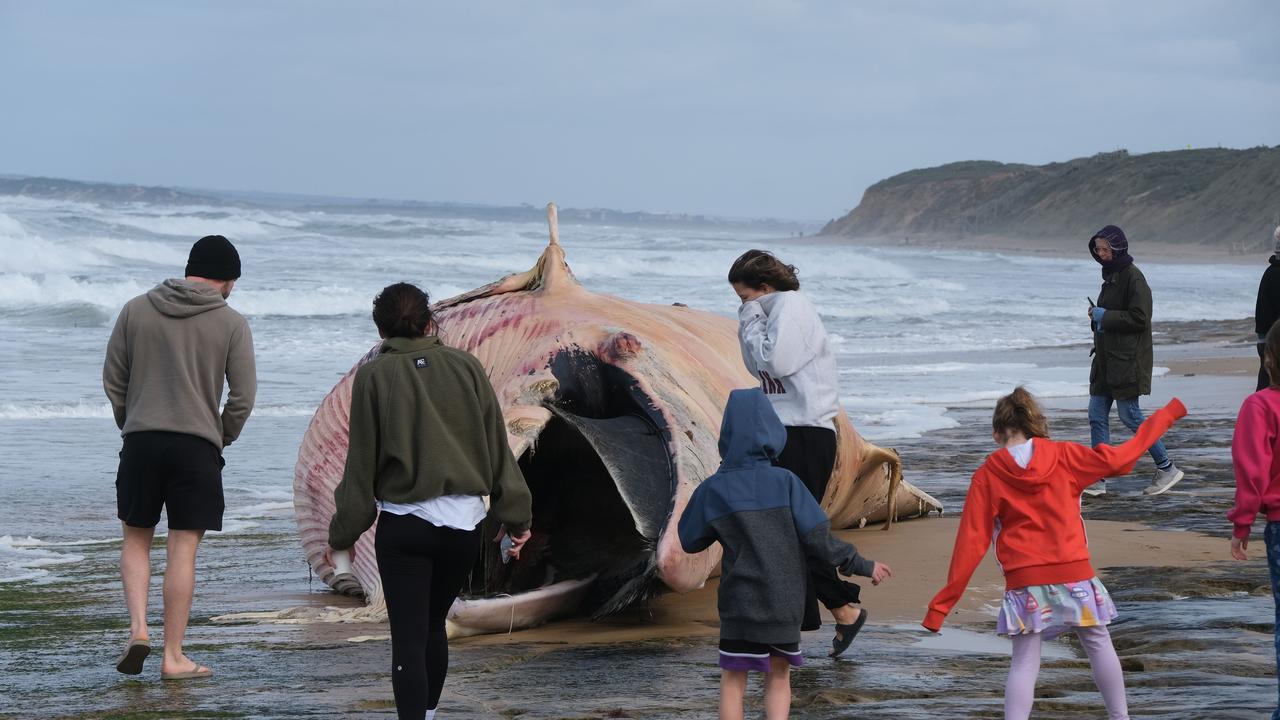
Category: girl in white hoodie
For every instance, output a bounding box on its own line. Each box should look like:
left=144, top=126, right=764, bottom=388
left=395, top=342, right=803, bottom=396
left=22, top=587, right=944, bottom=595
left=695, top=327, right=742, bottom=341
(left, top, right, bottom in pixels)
left=728, top=249, right=867, bottom=658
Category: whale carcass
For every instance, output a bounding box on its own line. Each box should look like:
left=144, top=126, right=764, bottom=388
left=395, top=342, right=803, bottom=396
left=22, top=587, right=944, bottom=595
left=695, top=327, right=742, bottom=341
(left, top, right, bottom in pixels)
left=293, top=204, right=942, bottom=636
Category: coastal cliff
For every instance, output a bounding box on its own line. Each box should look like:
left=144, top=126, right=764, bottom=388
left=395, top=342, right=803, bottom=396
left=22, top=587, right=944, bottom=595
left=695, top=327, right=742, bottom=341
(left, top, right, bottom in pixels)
left=822, top=147, right=1280, bottom=251
left=0, top=176, right=219, bottom=205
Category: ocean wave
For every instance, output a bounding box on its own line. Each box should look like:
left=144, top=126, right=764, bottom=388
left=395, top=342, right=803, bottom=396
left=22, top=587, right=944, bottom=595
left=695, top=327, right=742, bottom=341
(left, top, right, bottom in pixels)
left=97, top=205, right=307, bottom=238
left=229, top=287, right=374, bottom=317
left=253, top=404, right=325, bottom=417
left=2, top=535, right=119, bottom=548
left=0, top=274, right=462, bottom=321
left=421, top=252, right=549, bottom=274
left=0, top=402, right=113, bottom=419
left=835, top=332, right=1084, bottom=356
left=568, top=248, right=914, bottom=283
left=819, top=298, right=952, bottom=320
left=231, top=283, right=471, bottom=318
left=225, top=486, right=293, bottom=502
left=0, top=272, right=147, bottom=306
left=87, top=237, right=187, bottom=266
left=210, top=518, right=261, bottom=535
left=0, top=301, right=114, bottom=326
left=0, top=210, right=188, bottom=275
left=227, top=501, right=294, bottom=519
left=843, top=379, right=1089, bottom=408
left=0, top=401, right=319, bottom=420
left=0, top=535, right=87, bottom=585
left=107, top=213, right=276, bottom=238
left=0, top=216, right=103, bottom=273
left=841, top=362, right=1039, bottom=376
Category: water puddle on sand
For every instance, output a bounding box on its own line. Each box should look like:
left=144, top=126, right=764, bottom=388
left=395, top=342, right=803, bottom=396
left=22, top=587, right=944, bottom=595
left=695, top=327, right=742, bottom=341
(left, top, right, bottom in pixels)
left=900, top=624, right=1073, bottom=659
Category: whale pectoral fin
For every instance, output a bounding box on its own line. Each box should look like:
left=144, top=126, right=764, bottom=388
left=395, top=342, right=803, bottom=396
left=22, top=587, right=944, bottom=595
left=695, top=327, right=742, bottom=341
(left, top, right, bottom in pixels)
left=882, top=447, right=903, bottom=531
left=547, top=406, right=673, bottom=542
left=855, top=444, right=903, bottom=531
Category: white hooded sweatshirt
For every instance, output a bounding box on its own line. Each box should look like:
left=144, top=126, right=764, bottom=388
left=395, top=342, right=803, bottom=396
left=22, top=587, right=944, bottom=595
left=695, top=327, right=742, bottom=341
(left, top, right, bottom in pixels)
left=737, top=290, right=840, bottom=429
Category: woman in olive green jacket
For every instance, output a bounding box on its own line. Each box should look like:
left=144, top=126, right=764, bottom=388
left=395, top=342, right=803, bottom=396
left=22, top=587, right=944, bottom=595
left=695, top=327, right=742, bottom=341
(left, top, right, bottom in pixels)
left=1086, top=225, right=1184, bottom=497
left=328, top=282, right=532, bottom=720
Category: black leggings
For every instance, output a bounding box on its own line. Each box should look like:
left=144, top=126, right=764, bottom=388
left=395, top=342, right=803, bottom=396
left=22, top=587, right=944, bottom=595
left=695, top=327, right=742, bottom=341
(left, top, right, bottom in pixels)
left=774, top=425, right=861, bottom=631
left=374, top=511, right=480, bottom=718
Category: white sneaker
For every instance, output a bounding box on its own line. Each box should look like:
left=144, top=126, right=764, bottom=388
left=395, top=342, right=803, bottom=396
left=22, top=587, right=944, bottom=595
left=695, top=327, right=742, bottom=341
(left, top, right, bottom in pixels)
left=1143, top=464, right=1185, bottom=496
left=1082, top=480, right=1107, bottom=497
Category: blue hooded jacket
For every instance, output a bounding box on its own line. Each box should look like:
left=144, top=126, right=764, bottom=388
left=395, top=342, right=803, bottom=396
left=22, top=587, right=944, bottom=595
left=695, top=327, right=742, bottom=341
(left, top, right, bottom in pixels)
left=678, top=388, right=874, bottom=644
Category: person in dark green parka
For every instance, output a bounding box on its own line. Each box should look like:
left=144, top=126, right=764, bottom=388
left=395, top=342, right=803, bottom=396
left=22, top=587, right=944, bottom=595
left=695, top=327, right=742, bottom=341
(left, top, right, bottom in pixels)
left=1085, top=225, right=1184, bottom=497
left=1254, top=225, right=1280, bottom=391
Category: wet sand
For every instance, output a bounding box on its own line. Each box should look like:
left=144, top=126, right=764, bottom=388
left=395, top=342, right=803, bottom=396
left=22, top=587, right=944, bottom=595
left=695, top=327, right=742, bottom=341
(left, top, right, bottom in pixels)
left=2, top=320, right=1274, bottom=719
left=1164, top=355, right=1256, bottom=377
left=483, top=518, right=1242, bottom=647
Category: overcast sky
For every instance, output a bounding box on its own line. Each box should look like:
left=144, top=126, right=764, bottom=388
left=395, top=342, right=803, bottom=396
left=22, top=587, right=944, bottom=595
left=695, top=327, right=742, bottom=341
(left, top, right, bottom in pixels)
left=2, top=1, right=1277, bottom=220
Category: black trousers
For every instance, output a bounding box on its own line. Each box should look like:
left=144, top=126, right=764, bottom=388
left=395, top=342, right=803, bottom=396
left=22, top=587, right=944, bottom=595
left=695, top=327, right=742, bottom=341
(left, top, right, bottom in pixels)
left=774, top=425, right=861, bottom=631
left=375, top=511, right=481, bottom=719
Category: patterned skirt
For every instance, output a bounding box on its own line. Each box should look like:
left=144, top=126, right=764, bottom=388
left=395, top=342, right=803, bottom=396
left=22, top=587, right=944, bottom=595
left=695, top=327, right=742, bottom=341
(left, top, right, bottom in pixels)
left=997, top=577, right=1118, bottom=639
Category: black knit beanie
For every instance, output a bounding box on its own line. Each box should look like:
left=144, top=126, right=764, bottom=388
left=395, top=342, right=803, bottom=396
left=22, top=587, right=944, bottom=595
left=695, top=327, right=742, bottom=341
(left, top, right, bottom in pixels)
left=185, top=235, right=241, bottom=280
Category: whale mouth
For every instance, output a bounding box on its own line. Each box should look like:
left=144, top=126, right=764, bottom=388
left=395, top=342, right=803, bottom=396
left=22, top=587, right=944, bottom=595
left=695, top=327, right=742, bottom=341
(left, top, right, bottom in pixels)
left=459, top=349, right=675, bottom=617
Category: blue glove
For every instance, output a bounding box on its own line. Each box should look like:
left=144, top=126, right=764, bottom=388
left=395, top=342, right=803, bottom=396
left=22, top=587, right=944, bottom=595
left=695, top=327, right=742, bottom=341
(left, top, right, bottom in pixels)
left=1091, top=306, right=1105, bottom=333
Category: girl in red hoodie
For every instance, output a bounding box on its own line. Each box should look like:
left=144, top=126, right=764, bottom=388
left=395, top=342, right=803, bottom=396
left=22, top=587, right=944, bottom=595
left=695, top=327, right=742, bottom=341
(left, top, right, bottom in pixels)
left=1229, top=322, right=1280, bottom=720
left=923, top=387, right=1185, bottom=720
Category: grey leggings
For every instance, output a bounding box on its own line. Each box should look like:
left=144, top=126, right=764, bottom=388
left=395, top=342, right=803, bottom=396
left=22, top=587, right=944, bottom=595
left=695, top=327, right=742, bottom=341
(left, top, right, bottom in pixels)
left=1005, top=626, right=1128, bottom=720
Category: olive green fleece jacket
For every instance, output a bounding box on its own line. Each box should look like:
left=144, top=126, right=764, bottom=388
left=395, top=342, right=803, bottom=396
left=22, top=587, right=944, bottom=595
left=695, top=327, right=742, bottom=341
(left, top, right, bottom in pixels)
left=327, top=336, right=533, bottom=550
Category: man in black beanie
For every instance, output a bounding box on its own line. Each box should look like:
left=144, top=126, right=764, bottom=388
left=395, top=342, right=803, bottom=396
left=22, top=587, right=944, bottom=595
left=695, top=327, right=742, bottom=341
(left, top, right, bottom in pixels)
left=184, top=234, right=242, bottom=296
left=1083, top=224, right=1184, bottom=497
left=103, top=235, right=256, bottom=679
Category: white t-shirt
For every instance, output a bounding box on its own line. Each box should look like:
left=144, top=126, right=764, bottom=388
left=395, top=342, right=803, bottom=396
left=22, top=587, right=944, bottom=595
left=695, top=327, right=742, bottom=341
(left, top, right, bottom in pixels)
left=379, top=495, right=487, bottom=531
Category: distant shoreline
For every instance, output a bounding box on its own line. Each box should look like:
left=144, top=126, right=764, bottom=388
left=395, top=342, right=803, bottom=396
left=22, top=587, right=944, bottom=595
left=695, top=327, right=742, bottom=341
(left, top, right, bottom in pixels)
left=782, top=232, right=1260, bottom=265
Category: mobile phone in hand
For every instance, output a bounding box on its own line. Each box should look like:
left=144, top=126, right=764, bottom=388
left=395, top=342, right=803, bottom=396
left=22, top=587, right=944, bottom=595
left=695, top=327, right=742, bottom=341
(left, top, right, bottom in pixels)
left=500, top=533, right=514, bottom=564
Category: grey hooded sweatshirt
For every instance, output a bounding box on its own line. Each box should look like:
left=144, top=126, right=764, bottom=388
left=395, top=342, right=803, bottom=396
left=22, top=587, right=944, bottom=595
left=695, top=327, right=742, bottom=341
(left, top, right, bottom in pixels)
left=103, top=279, right=256, bottom=449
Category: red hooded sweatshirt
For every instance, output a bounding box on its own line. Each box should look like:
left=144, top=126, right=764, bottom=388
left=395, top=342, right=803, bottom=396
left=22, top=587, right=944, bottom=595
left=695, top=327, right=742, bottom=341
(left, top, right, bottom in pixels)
left=1229, top=388, right=1280, bottom=540
left=922, top=398, right=1186, bottom=632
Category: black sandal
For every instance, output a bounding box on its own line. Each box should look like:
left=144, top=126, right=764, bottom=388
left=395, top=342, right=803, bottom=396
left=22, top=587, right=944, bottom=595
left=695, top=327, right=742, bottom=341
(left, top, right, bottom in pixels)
left=830, top=608, right=868, bottom=658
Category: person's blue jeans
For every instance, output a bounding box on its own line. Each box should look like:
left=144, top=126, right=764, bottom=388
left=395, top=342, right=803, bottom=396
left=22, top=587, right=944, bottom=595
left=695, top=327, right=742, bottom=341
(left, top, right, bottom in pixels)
left=1267, top=522, right=1280, bottom=720
left=1088, top=394, right=1170, bottom=468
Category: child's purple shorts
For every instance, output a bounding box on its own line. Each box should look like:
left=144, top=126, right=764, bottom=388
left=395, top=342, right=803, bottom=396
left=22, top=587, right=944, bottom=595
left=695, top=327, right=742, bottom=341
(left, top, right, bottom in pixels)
left=718, top=639, right=804, bottom=673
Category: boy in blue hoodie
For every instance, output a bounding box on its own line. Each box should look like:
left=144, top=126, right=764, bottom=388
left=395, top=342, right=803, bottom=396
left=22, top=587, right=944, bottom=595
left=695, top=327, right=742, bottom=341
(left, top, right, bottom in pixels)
left=679, top=388, right=892, bottom=720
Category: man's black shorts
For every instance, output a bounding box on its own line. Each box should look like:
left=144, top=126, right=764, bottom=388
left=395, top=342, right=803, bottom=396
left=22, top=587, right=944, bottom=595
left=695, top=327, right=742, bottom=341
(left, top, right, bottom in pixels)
left=116, top=431, right=225, bottom=531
